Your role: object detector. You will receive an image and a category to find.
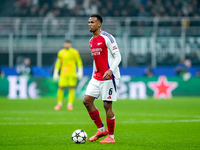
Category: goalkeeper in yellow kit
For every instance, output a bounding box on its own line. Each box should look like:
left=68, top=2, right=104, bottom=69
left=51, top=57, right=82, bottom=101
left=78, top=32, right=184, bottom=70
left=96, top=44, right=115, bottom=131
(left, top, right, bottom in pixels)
left=53, top=40, right=83, bottom=110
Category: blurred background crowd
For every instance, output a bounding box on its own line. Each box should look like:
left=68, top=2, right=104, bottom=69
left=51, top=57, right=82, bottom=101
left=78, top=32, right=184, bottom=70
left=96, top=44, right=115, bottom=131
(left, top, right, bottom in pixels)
left=0, top=0, right=200, bottom=78
left=0, top=0, right=199, bottom=18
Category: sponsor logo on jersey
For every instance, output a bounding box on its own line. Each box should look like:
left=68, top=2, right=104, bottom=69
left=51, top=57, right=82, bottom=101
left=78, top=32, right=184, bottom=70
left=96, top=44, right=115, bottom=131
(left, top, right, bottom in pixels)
left=91, top=48, right=102, bottom=56
left=113, top=46, right=118, bottom=50
left=91, top=48, right=102, bottom=52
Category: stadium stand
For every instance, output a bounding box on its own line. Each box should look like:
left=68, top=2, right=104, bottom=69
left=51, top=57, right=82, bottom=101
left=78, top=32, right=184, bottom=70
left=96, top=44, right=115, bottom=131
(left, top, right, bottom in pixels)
left=0, top=0, right=200, bottom=77
left=0, top=0, right=199, bottom=18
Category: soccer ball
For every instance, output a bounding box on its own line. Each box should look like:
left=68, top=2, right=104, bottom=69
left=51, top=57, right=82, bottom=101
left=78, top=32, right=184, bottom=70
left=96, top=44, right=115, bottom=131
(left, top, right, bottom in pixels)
left=71, top=129, right=87, bottom=144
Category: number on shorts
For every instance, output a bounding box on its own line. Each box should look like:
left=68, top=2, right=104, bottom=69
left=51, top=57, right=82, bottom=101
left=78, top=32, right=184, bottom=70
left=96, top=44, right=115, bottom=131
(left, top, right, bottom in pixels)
left=109, top=88, right=113, bottom=95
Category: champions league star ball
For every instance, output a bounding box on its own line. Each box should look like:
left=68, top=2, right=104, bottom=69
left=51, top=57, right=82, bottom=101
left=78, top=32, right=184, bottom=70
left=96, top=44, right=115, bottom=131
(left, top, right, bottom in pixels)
left=72, top=129, right=87, bottom=144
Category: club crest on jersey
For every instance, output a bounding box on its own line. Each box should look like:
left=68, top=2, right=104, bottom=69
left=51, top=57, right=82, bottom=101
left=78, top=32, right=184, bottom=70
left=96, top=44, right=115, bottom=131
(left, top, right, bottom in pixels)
left=113, top=46, right=118, bottom=50
left=97, top=42, right=102, bottom=45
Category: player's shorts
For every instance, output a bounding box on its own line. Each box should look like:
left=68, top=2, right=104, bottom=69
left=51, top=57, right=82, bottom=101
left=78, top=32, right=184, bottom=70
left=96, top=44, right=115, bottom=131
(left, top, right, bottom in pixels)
left=85, top=77, right=119, bottom=101
left=58, top=76, right=77, bottom=87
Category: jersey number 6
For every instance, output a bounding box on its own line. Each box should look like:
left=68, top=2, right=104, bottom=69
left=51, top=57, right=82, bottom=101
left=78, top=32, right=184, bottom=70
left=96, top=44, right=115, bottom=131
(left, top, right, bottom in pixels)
left=109, top=88, right=113, bottom=95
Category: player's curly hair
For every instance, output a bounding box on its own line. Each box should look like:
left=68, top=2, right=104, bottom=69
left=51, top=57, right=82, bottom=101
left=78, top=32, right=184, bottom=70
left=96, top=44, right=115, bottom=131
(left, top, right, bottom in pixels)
left=90, top=14, right=103, bottom=24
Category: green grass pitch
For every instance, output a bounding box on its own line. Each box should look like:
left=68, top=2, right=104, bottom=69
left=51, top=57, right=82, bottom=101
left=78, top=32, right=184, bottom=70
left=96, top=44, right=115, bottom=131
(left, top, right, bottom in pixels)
left=0, top=97, right=200, bottom=150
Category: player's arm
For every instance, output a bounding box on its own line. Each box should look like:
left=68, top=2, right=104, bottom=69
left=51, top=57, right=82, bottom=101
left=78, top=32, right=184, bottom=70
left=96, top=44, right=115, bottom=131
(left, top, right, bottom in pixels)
left=103, top=36, right=121, bottom=80
left=108, top=36, right=121, bottom=72
left=109, top=51, right=121, bottom=72
left=75, top=50, right=83, bottom=80
left=53, top=53, right=62, bottom=81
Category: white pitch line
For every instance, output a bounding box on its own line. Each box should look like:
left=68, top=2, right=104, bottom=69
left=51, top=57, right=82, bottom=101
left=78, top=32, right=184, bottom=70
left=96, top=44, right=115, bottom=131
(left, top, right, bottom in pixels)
left=117, top=113, right=200, bottom=118
left=0, top=119, right=200, bottom=125
left=2, top=111, right=200, bottom=119
left=2, top=117, right=32, bottom=120
left=0, top=122, right=89, bottom=125
left=121, top=119, right=200, bottom=124
left=0, top=111, right=84, bottom=115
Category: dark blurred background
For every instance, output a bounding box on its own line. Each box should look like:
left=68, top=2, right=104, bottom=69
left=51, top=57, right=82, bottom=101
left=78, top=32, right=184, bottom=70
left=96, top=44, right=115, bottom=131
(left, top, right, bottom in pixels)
left=0, top=0, right=200, bottom=77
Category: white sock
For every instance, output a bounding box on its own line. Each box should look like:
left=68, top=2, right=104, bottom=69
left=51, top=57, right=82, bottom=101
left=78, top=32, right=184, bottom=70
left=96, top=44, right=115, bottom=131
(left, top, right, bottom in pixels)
left=98, top=126, right=106, bottom=132
left=67, top=103, right=72, bottom=106
left=58, top=102, right=62, bottom=106
left=110, top=116, right=115, bottom=119
left=109, top=134, right=114, bottom=139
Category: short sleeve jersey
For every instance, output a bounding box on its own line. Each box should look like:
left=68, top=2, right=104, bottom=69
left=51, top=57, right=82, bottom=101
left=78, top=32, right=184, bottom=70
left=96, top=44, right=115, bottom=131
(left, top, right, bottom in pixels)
left=89, top=31, right=121, bottom=81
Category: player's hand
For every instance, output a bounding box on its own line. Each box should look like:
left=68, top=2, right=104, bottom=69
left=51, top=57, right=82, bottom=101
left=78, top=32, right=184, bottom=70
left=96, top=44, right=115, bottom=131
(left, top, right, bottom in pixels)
left=53, top=69, right=59, bottom=81
left=77, top=72, right=83, bottom=80
left=103, top=69, right=113, bottom=80
left=77, top=67, right=83, bottom=80
left=53, top=73, right=59, bottom=81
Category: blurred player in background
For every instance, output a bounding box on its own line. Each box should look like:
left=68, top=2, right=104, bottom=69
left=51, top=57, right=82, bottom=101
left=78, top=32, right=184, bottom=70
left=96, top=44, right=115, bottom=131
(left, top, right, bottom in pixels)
left=53, top=40, right=83, bottom=110
left=16, top=57, right=32, bottom=77
left=83, top=14, right=121, bottom=143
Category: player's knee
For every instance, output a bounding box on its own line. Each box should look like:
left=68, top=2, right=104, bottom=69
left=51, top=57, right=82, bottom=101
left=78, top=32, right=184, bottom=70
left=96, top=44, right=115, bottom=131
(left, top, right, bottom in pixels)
left=83, top=97, right=91, bottom=107
left=103, top=101, right=112, bottom=111
left=82, top=98, right=87, bottom=106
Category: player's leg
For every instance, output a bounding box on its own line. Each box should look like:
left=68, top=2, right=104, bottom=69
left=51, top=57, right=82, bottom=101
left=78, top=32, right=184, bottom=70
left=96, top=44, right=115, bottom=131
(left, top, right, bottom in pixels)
left=83, top=78, right=108, bottom=141
left=67, top=86, right=75, bottom=110
left=99, top=101, right=115, bottom=143
left=99, top=79, right=118, bottom=143
left=67, top=76, right=77, bottom=110
left=54, top=76, right=67, bottom=110
left=83, top=95, right=108, bottom=141
left=83, top=95, right=96, bottom=112
left=54, top=86, right=65, bottom=110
